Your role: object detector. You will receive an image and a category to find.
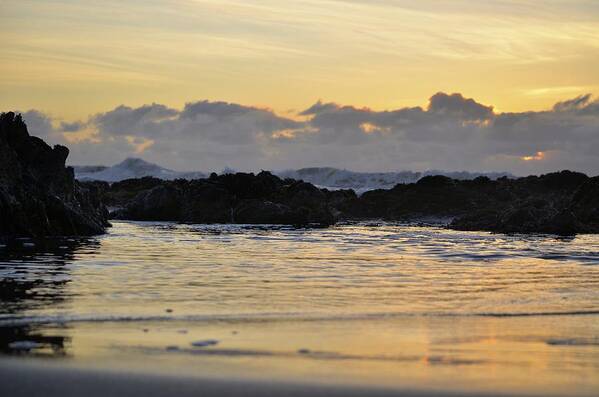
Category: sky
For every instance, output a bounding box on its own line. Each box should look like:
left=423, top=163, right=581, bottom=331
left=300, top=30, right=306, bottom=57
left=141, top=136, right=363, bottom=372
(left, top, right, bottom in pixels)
left=1, top=0, right=599, bottom=175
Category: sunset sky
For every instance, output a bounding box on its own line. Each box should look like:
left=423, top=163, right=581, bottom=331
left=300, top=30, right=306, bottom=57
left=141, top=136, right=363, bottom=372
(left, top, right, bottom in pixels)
left=1, top=0, right=599, bottom=174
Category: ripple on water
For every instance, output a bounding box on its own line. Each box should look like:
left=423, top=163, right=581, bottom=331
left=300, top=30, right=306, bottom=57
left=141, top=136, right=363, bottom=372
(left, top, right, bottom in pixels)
left=0, top=221, right=598, bottom=322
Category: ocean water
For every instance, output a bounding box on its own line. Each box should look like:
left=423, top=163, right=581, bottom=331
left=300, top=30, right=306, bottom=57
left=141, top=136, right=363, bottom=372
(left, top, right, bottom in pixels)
left=1, top=221, right=598, bottom=395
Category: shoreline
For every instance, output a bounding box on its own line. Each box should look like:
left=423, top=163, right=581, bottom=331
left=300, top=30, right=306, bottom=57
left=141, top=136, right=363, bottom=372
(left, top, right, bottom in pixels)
left=1, top=222, right=598, bottom=396
left=0, top=358, right=554, bottom=397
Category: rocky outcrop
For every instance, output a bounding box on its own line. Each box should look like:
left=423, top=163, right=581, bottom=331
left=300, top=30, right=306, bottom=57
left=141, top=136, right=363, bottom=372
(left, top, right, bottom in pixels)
left=329, top=170, right=596, bottom=235
left=84, top=159, right=598, bottom=235
left=569, top=176, right=599, bottom=232
left=105, top=171, right=336, bottom=226
left=447, top=171, right=595, bottom=235
left=0, top=112, right=109, bottom=237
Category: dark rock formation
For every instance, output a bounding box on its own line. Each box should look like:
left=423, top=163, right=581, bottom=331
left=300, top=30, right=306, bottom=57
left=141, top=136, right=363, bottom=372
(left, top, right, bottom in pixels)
left=84, top=160, right=598, bottom=235
left=447, top=171, right=595, bottom=235
left=569, top=176, right=599, bottom=232
left=104, top=171, right=336, bottom=226
left=0, top=112, right=109, bottom=237
left=281, top=169, right=594, bottom=235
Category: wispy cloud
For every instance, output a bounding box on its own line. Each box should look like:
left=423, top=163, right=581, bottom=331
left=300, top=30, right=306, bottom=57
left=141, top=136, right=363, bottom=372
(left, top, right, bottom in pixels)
left=3, top=0, right=599, bottom=118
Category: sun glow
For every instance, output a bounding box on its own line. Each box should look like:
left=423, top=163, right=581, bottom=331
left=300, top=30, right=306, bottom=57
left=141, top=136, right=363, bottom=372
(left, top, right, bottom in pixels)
left=359, top=122, right=389, bottom=135
left=521, top=151, right=545, bottom=161
left=2, top=1, right=599, bottom=119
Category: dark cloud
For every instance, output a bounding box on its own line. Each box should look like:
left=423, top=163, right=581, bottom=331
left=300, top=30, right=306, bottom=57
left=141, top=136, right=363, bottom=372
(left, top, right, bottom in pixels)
left=20, top=110, right=63, bottom=145
left=299, top=100, right=341, bottom=116
left=18, top=93, right=599, bottom=176
left=427, top=92, right=494, bottom=120
left=20, top=110, right=52, bottom=135
left=180, top=101, right=255, bottom=119
left=59, top=120, right=84, bottom=132
left=553, top=94, right=592, bottom=112
left=92, top=103, right=178, bottom=137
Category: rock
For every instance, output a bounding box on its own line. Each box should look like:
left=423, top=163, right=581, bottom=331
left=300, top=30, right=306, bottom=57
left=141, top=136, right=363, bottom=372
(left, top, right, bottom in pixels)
left=114, top=185, right=182, bottom=221
left=90, top=155, right=598, bottom=235
left=416, top=175, right=455, bottom=187
left=344, top=169, right=594, bottom=235
left=233, top=200, right=296, bottom=224
left=539, top=170, right=588, bottom=190
left=181, top=180, right=234, bottom=223
left=497, top=202, right=555, bottom=233
left=449, top=172, right=596, bottom=235
left=108, top=172, right=336, bottom=227
left=101, top=177, right=162, bottom=208
left=569, top=176, right=599, bottom=232
left=355, top=176, right=474, bottom=220
left=0, top=112, right=109, bottom=237
left=232, top=198, right=330, bottom=226
left=546, top=210, right=580, bottom=235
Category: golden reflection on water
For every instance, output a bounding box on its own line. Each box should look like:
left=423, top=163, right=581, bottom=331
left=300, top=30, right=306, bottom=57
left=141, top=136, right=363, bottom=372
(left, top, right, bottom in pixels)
left=1, top=221, right=599, bottom=395
left=55, top=222, right=599, bottom=320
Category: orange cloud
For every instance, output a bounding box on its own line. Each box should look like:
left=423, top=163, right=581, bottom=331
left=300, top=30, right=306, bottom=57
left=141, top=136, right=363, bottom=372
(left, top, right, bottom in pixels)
left=271, top=129, right=297, bottom=139
left=521, top=151, right=545, bottom=161
left=359, top=122, right=389, bottom=135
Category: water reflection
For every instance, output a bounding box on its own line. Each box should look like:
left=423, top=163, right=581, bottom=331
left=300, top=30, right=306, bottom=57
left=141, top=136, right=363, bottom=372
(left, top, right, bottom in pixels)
left=0, top=237, right=100, bottom=357
left=0, top=277, right=69, bottom=315
left=0, top=325, right=69, bottom=357
left=0, top=222, right=597, bottom=395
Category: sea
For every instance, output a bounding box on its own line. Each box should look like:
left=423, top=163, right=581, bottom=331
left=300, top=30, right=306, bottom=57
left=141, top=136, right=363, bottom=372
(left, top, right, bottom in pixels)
left=1, top=221, right=598, bottom=395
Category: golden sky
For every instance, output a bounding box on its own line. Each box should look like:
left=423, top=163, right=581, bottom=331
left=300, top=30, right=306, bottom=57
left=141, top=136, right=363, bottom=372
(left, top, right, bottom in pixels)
left=2, top=0, right=599, bottom=120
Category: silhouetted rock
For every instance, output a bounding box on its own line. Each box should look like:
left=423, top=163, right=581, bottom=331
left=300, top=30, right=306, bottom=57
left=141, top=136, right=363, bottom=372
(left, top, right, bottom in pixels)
left=86, top=155, right=598, bottom=234
left=447, top=172, right=596, bottom=235
left=191, top=180, right=235, bottom=222
left=570, top=176, right=599, bottom=232
left=114, top=184, right=183, bottom=221
left=0, top=112, right=109, bottom=237
left=233, top=200, right=298, bottom=224
left=106, top=172, right=336, bottom=226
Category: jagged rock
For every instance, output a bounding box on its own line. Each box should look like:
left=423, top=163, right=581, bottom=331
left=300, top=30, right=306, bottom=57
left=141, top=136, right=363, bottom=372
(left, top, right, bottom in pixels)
left=447, top=172, right=597, bottom=235
left=0, top=112, right=109, bottom=237
left=105, top=172, right=336, bottom=226
left=233, top=200, right=298, bottom=224
left=82, top=153, right=598, bottom=234
left=356, top=177, right=474, bottom=220
left=569, top=176, right=599, bottom=232
left=113, top=184, right=182, bottom=221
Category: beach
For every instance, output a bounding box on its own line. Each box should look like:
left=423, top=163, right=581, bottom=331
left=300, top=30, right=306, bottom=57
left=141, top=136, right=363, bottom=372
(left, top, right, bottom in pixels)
left=0, top=358, right=570, bottom=397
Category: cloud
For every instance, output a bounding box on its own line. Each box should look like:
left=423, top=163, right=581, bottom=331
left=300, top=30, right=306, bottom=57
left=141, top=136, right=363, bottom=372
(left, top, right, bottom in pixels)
left=18, top=93, right=599, bottom=176
left=552, top=94, right=592, bottom=112
left=59, top=120, right=85, bottom=132
left=92, top=103, right=178, bottom=137
left=427, top=92, right=494, bottom=120
left=298, top=101, right=341, bottom=116
left=20, top=110, right=56, bottom=143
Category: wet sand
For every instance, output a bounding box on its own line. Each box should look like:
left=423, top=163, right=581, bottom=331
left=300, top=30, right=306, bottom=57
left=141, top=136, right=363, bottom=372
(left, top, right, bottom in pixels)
left=0, top=359, right=534, bottom=397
